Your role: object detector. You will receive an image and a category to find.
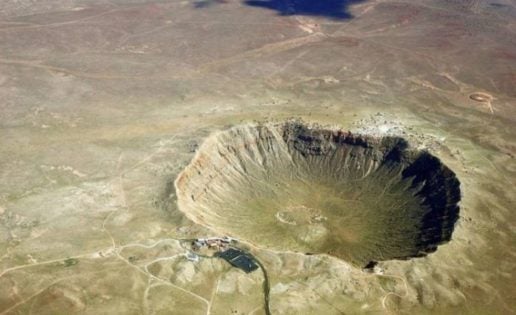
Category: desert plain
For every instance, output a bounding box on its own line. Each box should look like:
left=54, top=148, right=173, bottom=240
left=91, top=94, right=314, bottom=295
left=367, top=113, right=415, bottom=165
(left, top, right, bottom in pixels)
left=0, top=0, right=516, bottom=314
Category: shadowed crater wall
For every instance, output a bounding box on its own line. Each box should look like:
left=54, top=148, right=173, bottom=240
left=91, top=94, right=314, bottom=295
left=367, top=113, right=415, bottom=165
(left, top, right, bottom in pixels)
left=175, top=122, right=460, bottom=266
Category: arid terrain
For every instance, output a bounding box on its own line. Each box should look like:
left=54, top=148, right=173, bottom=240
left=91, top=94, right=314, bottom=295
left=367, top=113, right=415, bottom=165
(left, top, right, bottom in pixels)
left=1, top=0, right=515, bottom=314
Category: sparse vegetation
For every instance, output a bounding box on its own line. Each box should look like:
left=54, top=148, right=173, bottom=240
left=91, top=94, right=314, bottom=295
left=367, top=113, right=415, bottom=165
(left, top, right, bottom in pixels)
left=63, top=258, right=79, bottom=267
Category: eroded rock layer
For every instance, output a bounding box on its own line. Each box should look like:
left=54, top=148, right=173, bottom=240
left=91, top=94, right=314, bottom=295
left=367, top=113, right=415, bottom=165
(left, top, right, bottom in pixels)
left=175, top=122, right=460, bottom=266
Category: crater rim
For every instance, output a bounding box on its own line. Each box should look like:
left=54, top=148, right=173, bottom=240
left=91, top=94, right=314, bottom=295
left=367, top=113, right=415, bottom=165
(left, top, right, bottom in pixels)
left=175, top=120, right=461, bottom=267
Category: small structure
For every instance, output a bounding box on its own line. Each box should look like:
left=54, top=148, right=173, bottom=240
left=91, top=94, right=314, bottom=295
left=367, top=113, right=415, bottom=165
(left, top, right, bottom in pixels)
left=185, top=252, right=199, bottom=262
left=216, top=248, right=259, bottom=273
left=192, top=236, right=236, bottom=252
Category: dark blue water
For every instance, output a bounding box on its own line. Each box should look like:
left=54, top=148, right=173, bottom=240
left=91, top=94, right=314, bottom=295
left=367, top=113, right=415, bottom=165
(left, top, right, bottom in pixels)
left=194, top=0, right=366, bottom=20
left=244, top=0, right=365, bottom=19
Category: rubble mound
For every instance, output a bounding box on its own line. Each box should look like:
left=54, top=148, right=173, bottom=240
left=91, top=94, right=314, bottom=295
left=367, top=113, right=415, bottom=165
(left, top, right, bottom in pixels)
left=175, top=121, right=461, bottom=266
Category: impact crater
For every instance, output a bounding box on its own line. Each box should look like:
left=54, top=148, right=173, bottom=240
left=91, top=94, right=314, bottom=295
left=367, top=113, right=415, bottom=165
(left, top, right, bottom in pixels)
left=175, top=121, right=461, bottom=266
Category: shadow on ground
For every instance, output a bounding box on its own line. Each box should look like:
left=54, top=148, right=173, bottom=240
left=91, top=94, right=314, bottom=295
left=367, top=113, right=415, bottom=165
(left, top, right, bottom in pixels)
left=194, top=0, right=228, bottom=8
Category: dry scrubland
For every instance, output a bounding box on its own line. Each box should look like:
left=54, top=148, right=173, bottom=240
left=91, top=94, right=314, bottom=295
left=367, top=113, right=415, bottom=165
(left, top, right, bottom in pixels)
left=1, top=1, right=516, bottom=314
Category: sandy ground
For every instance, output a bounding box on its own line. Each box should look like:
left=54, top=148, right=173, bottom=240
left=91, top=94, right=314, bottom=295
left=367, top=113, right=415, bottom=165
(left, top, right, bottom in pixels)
left=1, top=0, right=515, bottom=314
